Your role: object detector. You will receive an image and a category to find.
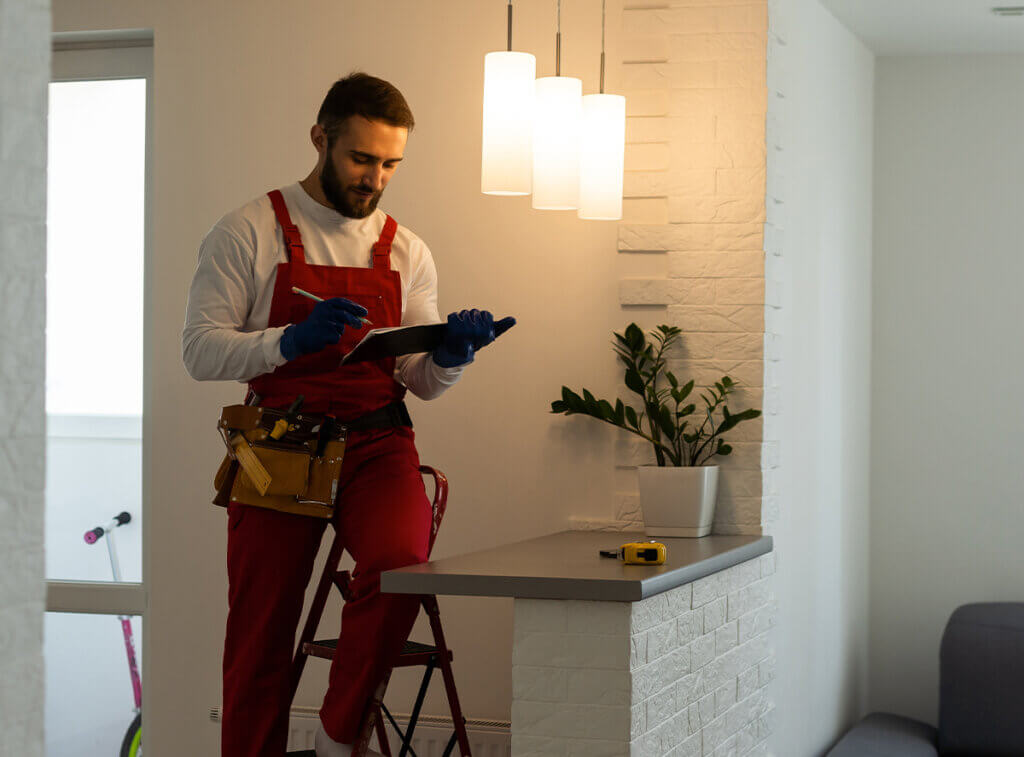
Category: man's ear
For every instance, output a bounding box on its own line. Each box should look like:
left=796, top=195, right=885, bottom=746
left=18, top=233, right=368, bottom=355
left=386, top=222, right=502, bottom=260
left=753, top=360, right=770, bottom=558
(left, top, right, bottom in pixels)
left=310, top=124, right=327, bottom=157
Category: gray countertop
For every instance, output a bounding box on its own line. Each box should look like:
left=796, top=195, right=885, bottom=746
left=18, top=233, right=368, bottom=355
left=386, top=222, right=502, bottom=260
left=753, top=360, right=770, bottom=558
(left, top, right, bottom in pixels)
left=381, top=531, right=773, bottom=602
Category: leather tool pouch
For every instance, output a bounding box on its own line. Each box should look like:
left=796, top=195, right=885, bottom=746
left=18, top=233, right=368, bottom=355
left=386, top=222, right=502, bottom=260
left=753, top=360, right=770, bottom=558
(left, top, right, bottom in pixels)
left=213, top=404, right=346, bottom=519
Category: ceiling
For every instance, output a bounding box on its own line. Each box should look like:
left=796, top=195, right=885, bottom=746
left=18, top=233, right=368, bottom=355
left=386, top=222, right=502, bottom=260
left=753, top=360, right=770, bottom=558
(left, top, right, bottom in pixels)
left=819, top=0, right=1024, bottom=55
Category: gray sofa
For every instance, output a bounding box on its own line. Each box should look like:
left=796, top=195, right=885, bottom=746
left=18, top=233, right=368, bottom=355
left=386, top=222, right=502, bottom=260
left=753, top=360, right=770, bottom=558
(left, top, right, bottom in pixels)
left=827, top=603, right=1024, bottom=757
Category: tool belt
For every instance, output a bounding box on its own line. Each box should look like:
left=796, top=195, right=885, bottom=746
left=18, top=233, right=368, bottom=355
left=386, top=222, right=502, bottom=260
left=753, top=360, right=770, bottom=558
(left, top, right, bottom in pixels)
left=213, top=400, right=412, bottom=519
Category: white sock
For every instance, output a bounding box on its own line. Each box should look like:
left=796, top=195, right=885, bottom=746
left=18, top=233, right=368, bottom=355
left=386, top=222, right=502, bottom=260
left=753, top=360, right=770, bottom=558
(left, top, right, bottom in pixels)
left=314, top=722, right=384, bottom=757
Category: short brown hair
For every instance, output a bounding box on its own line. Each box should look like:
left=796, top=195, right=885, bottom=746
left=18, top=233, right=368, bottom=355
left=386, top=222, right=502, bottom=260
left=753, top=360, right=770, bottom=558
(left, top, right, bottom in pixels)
left=317, top=72, right=415, bottom=140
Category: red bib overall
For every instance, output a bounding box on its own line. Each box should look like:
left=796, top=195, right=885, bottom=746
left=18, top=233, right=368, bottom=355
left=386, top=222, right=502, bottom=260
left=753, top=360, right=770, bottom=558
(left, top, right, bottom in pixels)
left=221, top=190, right=432, bottom=754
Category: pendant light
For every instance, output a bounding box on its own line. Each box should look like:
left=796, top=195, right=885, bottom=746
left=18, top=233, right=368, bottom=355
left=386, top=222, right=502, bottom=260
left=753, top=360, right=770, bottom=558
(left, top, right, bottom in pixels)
left=532, top=0, right=583, bottom=210
left=578, top=0, right=625, bottom=220
left=481, top=1, right=536, bottom=196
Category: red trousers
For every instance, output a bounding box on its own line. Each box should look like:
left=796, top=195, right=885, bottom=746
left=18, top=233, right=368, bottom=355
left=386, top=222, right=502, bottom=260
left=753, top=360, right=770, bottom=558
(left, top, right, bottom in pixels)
left=221, top=427, right=431, bottom=755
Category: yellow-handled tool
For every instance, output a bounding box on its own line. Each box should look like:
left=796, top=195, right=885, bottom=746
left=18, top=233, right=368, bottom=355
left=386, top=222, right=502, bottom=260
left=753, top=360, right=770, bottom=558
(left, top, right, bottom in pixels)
left=269, top=395, right=305, bottom=440
left=599, top=541, right=667, bottom=565
left=228, top=433, right=272, bottom=495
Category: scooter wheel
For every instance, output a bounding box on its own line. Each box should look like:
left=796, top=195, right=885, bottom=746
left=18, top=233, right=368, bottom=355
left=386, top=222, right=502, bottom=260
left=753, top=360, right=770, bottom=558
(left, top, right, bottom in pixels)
left=120, top=712, right=141, bottom=757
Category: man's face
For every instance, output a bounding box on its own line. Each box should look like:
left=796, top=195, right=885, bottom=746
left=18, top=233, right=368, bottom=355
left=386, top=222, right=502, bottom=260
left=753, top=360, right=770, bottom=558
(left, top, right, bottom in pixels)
left=320, top=116, right=408, bottom=218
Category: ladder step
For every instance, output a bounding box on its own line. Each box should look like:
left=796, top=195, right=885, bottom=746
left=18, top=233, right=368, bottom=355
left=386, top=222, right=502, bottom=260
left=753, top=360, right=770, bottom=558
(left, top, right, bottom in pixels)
left=302, top=638, right=452, bottom=664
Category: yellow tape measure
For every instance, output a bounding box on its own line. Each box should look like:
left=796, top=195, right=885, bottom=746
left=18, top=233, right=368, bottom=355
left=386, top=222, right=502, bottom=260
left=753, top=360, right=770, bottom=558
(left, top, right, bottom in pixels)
left=599, top=541, right=667, bottom=565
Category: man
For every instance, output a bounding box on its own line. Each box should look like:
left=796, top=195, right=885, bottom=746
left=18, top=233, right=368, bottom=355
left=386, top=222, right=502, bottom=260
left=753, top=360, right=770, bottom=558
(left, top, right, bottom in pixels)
left=182, top=72, right=514, bottom=757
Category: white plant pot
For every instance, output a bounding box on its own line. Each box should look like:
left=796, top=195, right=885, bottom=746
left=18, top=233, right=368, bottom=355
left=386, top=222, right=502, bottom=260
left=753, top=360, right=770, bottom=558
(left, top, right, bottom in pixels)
left=637, top=465, right=719, bottom=538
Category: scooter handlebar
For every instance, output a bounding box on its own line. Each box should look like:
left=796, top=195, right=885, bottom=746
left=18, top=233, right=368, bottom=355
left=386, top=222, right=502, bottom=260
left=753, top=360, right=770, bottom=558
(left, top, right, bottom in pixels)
left=83, top=512, right=132, bottom=544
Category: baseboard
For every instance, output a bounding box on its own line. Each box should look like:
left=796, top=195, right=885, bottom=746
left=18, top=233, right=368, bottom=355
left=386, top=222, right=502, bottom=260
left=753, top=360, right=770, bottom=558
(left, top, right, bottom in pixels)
left=209, top=705, right=512, bottom=755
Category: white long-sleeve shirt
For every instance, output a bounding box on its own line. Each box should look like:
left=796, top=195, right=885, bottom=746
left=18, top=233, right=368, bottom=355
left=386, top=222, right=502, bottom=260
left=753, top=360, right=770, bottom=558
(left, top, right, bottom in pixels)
left=182, top=181, right=464, bottom=400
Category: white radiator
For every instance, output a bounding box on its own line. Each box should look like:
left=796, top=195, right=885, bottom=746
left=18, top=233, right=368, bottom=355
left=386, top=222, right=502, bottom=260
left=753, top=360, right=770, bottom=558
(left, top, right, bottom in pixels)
left=209, top=705, right=511, bottom=756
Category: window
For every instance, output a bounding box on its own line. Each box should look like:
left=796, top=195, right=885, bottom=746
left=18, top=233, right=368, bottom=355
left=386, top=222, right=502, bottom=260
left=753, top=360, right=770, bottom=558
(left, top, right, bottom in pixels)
left=46, top=34, right=152, bottom=757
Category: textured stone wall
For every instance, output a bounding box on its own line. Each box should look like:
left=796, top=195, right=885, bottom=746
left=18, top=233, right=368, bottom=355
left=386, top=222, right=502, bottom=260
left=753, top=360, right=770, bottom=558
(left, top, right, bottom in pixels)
left=0, top=0, right=50, bottom=754
left=615, top=1, right=771, bottom=537
left=512, top=554, right=776, bottom=756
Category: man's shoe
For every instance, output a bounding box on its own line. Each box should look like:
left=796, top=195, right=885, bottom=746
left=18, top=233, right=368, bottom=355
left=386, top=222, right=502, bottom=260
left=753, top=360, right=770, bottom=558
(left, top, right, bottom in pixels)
left=314, top=722, right=384, bottom=757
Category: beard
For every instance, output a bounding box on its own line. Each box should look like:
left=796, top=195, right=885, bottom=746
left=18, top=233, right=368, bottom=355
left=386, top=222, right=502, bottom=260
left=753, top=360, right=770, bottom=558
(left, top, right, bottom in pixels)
left=320, top=145, right=383, bottom=219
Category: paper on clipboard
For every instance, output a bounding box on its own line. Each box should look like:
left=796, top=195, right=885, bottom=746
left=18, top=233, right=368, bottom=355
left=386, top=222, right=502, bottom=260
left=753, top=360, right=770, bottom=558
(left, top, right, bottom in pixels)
left=338, top=323, right=447, bottom=366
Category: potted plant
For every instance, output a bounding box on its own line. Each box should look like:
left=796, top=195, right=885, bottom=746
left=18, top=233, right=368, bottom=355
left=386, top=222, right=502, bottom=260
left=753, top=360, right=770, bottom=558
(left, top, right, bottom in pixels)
left=550, top=323, right=761, bottom=537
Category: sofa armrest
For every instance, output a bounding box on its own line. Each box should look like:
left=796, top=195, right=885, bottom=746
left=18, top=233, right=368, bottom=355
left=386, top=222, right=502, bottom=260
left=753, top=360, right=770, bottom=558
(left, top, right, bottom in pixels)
left=826, top=712, right=938, bottom=757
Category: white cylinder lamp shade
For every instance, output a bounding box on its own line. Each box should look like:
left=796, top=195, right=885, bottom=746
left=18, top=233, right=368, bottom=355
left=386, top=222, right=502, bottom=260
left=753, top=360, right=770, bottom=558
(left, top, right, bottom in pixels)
left=532, top=76, right=583, bottom=210
left=481, top=51, right=536, bottom=196
left=578, top=93, right=626, bottom=221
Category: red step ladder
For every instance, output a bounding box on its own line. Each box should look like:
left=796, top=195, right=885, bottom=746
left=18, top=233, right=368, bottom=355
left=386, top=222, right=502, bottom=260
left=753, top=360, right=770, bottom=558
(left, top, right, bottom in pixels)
left=287, top=466, right=472, bottom=757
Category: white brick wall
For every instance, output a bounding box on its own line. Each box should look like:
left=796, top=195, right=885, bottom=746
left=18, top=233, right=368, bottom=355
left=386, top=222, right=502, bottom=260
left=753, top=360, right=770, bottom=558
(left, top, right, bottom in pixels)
left=617, top=0, right=769, bottom=536
left=511, top=556, right=775, bottom=756
left=0, top=0, right=50, bottom=754
left=761, top=0, right=785, bottom=535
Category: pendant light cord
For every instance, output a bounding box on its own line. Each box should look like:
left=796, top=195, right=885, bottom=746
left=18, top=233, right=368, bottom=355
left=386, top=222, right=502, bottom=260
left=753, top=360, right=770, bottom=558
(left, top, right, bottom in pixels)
left=556, top=0, right=562, bottom=76
left=600, top=0, right=606, bottom=93
left=507, top=0, right=513, bottom=51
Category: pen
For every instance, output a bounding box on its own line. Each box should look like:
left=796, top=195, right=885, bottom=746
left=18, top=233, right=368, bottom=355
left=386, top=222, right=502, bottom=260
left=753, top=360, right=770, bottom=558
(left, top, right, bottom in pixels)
left=291, top=286, right=373, bottom=326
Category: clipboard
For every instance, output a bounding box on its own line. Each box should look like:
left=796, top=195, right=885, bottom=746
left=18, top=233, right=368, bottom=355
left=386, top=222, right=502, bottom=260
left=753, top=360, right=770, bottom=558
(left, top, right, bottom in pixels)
left=338, top=323, right=447, bottom=366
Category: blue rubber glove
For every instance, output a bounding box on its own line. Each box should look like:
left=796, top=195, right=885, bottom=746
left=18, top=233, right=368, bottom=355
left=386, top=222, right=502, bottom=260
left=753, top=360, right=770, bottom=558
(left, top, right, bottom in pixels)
left=432, top=309, right=516, bottom=368
left=279, top=297, right=368, bottom=361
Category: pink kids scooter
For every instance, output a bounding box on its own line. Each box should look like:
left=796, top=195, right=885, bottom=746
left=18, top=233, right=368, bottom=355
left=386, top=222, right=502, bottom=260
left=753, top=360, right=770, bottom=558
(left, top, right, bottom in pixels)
left=84, top=511, right=142, bottom=757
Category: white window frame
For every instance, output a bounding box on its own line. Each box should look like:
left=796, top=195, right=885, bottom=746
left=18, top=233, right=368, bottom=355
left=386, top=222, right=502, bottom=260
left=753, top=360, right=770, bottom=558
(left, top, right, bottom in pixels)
left=46, top=30, right=153, bottom=622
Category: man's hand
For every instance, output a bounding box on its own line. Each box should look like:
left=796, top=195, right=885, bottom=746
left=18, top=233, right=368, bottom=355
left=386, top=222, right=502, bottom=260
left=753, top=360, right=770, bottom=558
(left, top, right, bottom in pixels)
left=432, top=309, right=516, bottom=368
left=279, top=297, right=368, bottom=361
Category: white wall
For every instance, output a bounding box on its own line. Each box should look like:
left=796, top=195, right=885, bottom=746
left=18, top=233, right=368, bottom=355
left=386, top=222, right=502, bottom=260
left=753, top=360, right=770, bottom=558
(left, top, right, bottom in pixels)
left=49, top=1, right=627, bottom=753
left=617, top=2, right=769, bottom=538
left=765, top=0, right=874, bottom=754
left=0, top=0, right=50, bottom=754
left=48, top=0, right=777, bottom=753
left=870, top=54, right=1024, bottom=725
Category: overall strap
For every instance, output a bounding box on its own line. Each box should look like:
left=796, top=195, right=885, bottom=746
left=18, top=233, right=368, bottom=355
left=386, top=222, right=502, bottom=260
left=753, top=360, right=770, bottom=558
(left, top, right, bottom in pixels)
left=267, top=190, right=306, bottom=265
left=371, top=215, right=397, bottom=270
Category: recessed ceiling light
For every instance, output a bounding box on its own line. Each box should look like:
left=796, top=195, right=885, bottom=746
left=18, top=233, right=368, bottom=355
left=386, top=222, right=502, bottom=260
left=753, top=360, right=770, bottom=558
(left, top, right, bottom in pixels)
left=992, top=6, right=1024, bottom=15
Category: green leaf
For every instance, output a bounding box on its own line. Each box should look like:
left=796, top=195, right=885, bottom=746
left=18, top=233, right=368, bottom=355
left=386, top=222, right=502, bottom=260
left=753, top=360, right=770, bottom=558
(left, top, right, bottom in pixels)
left=598, top=399, right=616, bottom=422
left=551, top=400, right=568, bottom=413
left=614, top=399, right=626, bottom=425
left=612, top=345, right=633, bottom=362
left=560, top=387, right=586, bottom=413
left=683, top=432, right=698, bottom=444
left=666, top=371, right=678, bottom=388
left=582, top=389, right=602, bottom=417
left=732, top=408, right=760, bottom=422
left=722, top=376, right=733, bottom=387
left=624, top=323, right=645, bottom=351
left=718, top=444, right=733, bottom=456
left=678, top=380, right=694, bottom=400
left=625, top=406, right=639, bottom=430
left=658, top=325, right=681, bottom=344
left=657, top=406, right=675, bottom=438
left=625, top=368, right=645, bottom=395
left=715, top=407, right=760, bottom=434
left=677, top=403, right=695, bottom=417
left=715, top=381, right=724, bottom=395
